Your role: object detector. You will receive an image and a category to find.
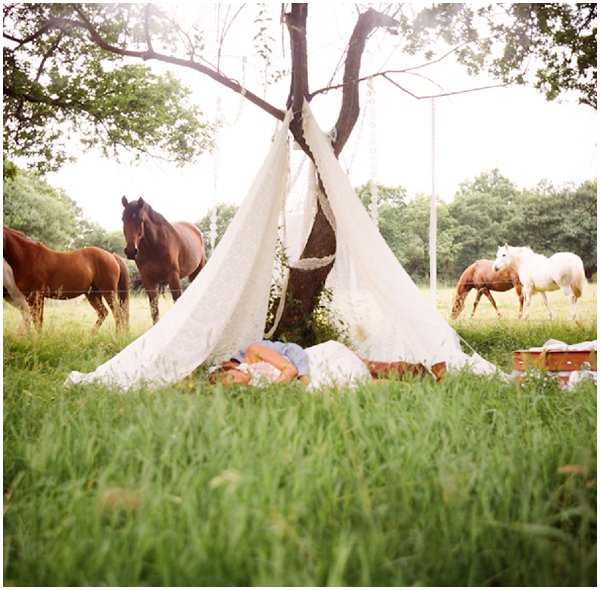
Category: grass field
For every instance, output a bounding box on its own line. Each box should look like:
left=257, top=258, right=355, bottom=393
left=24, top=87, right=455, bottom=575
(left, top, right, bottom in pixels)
left=3, top=286, right=597, bottom=586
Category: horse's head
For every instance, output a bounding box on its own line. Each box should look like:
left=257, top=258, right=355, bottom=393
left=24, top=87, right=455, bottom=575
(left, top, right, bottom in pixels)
left=121, top=196, right=149, bottom=260
left=493, top=243, right=513, bottom=272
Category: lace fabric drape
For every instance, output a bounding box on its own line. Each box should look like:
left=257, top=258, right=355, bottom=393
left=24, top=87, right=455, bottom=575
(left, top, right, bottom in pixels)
left=66, top=104, right=496, bottom=391
left=302, top=102, right=494, bottom=374
left=66, top=113, right=292, bottom=390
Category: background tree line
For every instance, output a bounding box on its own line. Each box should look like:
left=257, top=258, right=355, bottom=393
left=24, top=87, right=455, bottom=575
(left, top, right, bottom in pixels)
left=4, top=164, right=596, bottom=285
left=200, top=170, right=597, bottom=283
left=358, top=171, right=597, bottom=282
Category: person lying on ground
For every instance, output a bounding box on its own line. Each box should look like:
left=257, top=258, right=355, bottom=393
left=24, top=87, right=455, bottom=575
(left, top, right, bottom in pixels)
left=209, top=340, right=446, bottom=388
left=210, top=341, right=310, bottom=386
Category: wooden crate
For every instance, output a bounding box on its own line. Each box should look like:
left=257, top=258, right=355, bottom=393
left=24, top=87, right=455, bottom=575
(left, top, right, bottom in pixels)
left=513, top=349, right=597, bottom=373
left=512, top=348, right=596, bottom=388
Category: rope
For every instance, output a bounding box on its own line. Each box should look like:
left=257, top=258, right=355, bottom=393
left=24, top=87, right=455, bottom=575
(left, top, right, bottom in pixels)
left=367, top=78, right=379, bottom=227
left=289, top=255, right=336, bottom=270
left=232, top=56, right=247, bottom=125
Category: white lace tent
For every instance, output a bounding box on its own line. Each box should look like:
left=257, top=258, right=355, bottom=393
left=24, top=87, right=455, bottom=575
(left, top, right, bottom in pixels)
left=66, top=103, right=494, bottom=391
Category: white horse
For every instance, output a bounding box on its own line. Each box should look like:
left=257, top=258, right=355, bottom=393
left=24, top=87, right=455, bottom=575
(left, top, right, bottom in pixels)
left=493, top=245, right=586, bottom=321
left=3, top=258, right=32, bottom=333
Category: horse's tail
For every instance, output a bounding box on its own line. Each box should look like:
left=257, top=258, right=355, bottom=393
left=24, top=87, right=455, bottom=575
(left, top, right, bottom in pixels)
left=572, top=256, right=587, bottom=299
left=197, top=227, right=208, bottom=270
left=113, top=254, right=130, bottom=330
left=451, top=265, right=474, bottom=319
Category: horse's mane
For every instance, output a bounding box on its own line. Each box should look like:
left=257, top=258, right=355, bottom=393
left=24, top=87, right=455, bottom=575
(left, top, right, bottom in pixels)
left=513, top=246, right=535, bottom=256
left=144, top=204, right=170, bottom=226
left=4, top=227, right=41, bottom=246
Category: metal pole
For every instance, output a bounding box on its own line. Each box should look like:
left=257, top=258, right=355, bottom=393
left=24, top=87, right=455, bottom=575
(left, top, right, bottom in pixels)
left=429, top=97, right=437, bottom=304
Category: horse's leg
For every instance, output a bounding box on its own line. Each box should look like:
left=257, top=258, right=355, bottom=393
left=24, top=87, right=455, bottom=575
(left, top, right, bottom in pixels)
left=482, top=289, right=501, bottom=318
left=540, top=291, right=553, bottom=320
left=4, top=264, right=33, bottom=333
left=6, top=291, right=33, bottom=334
left=27, top=292, right=44, bottom=331
left=102, top=290, right=122, bottom=334
left=85, top=292, right=109, bottom=333
left=522, top=286, right=533, bottom=320
left=569, top=291, right=578, bottom=321
left=515, top=283, right=524, bottom=319
left=139, top=274, right=160, bottom=324
left=167, top=272, right=183, bottom=302
left=148, top=289, right=160, bottom=324
left=146, top=286, right=160, bottom=324
left=470, top=290, right=484, bottom=318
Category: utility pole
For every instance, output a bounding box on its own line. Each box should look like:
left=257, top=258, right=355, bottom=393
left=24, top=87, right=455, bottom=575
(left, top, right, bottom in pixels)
left=429, top=97, right=437, bottom=305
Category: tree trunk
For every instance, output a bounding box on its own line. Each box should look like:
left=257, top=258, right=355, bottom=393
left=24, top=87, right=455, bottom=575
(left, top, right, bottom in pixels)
left=275, top=5, right=398, bottom=338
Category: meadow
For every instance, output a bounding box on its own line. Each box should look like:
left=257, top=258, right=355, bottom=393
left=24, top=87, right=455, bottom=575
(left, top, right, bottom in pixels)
left=3, top=286, right=597, bottom=586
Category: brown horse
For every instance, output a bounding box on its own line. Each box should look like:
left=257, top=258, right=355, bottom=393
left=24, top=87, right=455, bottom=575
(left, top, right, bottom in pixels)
left=451, top=259, right=524, bottom=319
left=3, top=226, right=129, bottom=332
left=121, top=196, right=207, bottom=323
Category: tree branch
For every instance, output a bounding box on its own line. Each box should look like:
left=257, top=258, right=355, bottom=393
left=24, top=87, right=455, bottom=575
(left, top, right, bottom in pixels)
left=4, top=84, right=77, bottom=109
left=310, top=41, right=470, bottom=98
left=217, top=3, right=246, bottom=70
left=332, top=8, right=399, bottom=155
left=34, top=32, right=63, bottom=82
left=10, top=21, right=54, bottom=48
left=56, top=9, right=286, bottom=121
left=284, top=3, right=310, bottom=152
left=381, top=74, right=419, bottom=99
left=382, top=75, right=508, bottom=99
left=3, top=32, right=22, bottom=44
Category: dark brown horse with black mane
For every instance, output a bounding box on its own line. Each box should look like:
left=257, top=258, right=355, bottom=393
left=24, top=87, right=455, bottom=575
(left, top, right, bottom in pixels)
left=451, top=259, right=524, bottom=319
left=121, top=197, right=207, bottom=323
left=3, top=226, right=129, bottom=332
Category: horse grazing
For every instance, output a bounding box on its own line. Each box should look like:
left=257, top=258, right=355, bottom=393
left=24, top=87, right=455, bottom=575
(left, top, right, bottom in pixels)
left=3, top=227, right=129, bottom=332
left=4, top=258, right=32, bottom=332
left=451, top=259, right=524, bottom=319
left=493, top=244, right=586, bottom=320
left=121, top=196, right=207, bottom=323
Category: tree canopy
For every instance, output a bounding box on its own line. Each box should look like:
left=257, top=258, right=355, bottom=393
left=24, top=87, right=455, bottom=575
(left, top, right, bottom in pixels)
left=4, top=3, right=595, bottom=172
left=4, top=166, right=85, bottom=248
left=488, top=3, right=597, bottom=107
left=3, top=3, right=214, bottom=172
left=411, top=4, right=597, bottom=108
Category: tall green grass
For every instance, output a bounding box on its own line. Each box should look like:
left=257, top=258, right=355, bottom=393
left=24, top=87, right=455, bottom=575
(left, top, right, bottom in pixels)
left=3, top=316, right=597, bottom=586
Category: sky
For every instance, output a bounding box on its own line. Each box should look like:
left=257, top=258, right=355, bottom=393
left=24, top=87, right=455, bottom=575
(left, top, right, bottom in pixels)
left=41, top=2, right=597, bottom=232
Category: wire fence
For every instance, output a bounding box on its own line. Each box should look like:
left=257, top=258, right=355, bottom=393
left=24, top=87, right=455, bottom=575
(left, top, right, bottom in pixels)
left=8, top=278, right=583, bottom=298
